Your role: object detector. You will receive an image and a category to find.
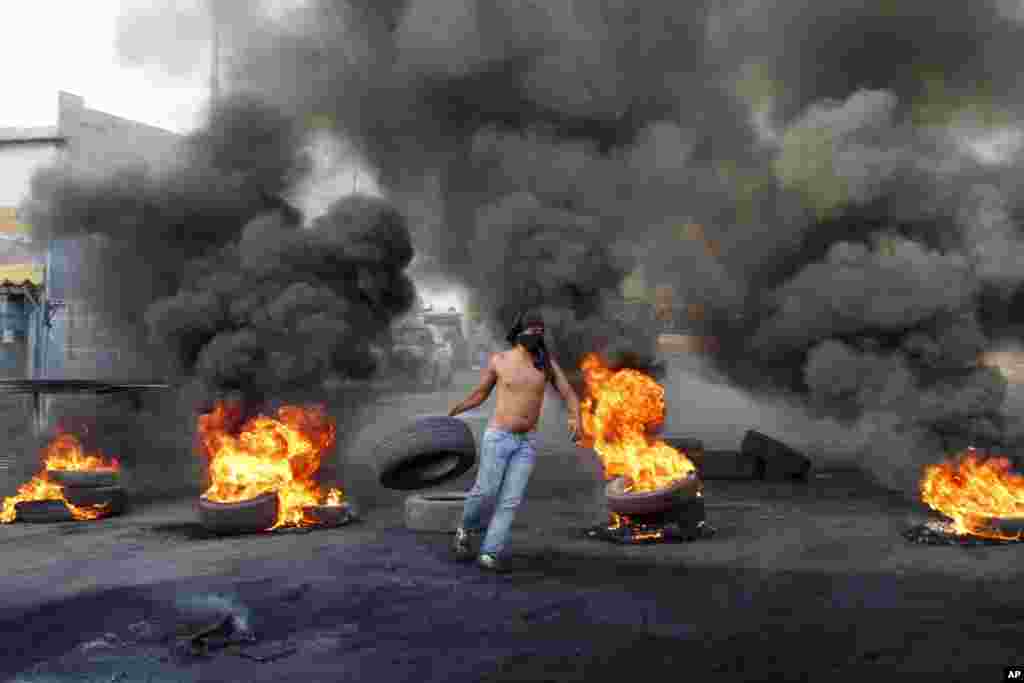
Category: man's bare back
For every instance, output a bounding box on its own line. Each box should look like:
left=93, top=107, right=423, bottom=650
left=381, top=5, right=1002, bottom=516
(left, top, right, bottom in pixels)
left=449, top=337, right=580, bottom=439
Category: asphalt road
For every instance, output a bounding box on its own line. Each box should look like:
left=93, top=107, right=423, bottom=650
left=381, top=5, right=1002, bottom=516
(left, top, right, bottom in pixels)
left=1, top=368, right=1023, bottom=682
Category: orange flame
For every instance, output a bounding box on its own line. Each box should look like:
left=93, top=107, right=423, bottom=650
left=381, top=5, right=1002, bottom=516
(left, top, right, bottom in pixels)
left=580, top=353, right=695, bottom=492
left=920, top=448, right=1024, bottom=540
left=197, top=401, right=344, bottom=529
left=1, top=432, right=118, bottom=523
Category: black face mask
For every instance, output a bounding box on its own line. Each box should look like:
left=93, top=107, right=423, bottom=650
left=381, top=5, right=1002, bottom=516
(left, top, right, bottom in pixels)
left=516, top=332, right=544, bottom=354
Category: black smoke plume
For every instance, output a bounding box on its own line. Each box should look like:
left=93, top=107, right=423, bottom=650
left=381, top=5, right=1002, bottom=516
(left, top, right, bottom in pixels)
left=145, top=194, right=415, bottom=401
left=22, top=92, right=415, bottom=497
left=106, top=0, right=1024, bottom=495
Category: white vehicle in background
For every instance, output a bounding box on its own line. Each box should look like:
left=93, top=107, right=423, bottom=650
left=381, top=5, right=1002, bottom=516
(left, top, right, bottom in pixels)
left=387, top=323, right=455, bottom=390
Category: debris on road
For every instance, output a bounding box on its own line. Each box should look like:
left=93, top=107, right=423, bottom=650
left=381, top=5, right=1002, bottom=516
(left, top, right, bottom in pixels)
left=235, top=640, right=298, bottom=663
left=127, top=620, right=164, bottom=643
left=903, top=519, right=1023, bottom=546
left=78, top=633, right=124, bottom=654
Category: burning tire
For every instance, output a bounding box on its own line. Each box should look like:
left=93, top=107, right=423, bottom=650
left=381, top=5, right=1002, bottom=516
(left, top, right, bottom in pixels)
left=404, top=492, right=469, bottom=532
left=197, top=492, right=279, bottom=535
left=62, top=486, right=127, bottom=514
left=14, top=499, right=75, bottom=523
left=375, top=416, right=477, bottom=491
left=47, top=469, right=120, bottom=488
left=605, top=471, right=702, bottom=517
left=982, top=516, right=1024, bottom=538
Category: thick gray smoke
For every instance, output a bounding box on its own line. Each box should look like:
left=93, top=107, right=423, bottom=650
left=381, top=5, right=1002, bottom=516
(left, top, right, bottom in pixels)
left=23, top=92, right=416, bottom=497
left=26, top=95, right=310, bottom=372
left=146, top=193, right=415, bottom=401
left=109, top=0, right=1024, bottom=495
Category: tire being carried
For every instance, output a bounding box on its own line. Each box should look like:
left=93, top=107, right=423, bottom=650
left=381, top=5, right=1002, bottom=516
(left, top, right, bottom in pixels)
left=375, top=416, right=477, bottom=491
left=404, top=492, right=470, bottom=532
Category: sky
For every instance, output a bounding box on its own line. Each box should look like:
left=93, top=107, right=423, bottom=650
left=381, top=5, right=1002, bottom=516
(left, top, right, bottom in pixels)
left=0, top=1, right=209, bottom=133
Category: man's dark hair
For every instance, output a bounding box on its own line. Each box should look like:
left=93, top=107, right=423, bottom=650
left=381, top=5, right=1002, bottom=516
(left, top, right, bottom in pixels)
left=506, top=309, right=545, bottom=344
left=521, top=309, right=545, bottom=329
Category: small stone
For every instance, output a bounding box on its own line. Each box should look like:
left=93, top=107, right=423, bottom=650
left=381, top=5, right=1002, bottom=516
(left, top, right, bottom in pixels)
left=128, top=620, right=162, bottom=642
left=78, top=633, right=122, bottom=654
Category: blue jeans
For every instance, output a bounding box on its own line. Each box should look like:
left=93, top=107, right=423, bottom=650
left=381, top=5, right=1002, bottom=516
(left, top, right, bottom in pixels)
left=461, top=428, right=537, bottom=557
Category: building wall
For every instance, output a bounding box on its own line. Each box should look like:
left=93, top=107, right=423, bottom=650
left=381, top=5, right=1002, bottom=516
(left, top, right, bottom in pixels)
left=57, top=92, right=181, bottom=176
left=42, top=93, right=182, bottom=379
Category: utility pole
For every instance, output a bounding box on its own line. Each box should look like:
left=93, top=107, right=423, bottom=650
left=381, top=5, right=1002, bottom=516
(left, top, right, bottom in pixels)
left=209, top=2, right=221, bottom=110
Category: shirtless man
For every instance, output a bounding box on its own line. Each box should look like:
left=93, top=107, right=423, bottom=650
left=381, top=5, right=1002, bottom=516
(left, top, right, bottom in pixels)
left=447, top=310, right=581, bottom=571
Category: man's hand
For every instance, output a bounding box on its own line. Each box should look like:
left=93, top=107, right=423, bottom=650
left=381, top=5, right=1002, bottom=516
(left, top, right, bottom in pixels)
left=567, top=414, right=581, bottom=445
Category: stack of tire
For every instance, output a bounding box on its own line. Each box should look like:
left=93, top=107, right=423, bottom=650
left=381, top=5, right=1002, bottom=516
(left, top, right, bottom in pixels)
left=373, top=416, right=478, bottom=533
left=16, top=469, right=126, bottom=523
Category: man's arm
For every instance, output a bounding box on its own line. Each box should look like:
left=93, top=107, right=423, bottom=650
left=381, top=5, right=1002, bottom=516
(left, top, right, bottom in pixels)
left=448, top=354, right=499, bottom=417
left=548, top=356, right=582, bottom=442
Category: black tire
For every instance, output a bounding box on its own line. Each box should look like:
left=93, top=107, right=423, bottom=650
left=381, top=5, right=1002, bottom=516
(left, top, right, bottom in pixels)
left=605, top=471, right=703, bottom=516
left=983, top=516, right=1024, bottom=538
left=47, top=469, right=120, bottom=488
left=404, top=492, right=470, bottom=532
left=698, top=450, right=762, bottom=480
left=15, top=499, right=75, bottom=523
left=740, top=430, right=811, bottom=481
left=302, top=502, right=355, bottom=527
left=375, top=416, right=477, bottom=491
left=63, top=486, right=127, bottom=514
left=197, top=492, right=279, bottom=535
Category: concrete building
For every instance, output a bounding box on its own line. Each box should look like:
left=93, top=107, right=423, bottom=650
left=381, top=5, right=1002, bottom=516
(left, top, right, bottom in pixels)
left=0, top=91, right=182, bottom=380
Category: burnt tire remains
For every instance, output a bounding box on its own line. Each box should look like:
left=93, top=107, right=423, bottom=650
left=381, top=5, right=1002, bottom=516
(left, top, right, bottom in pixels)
left=302, top=502, right=356, bottom=527
left=63, top=486, right=127, bottom=514
left=605, top=471, right=703, bottom=517
left=983, top=516, right=1024, bottom=538
left=404, top=492, right=469, bottom=533
left=375, top=416, right=476, bottom=491
left=15, top=499, right=75, bottom=523
left=197, top=492, right=279, bottom=535
left=47, top=469, right=120, bottom=488
left=740, top=430, right=811, bottom=481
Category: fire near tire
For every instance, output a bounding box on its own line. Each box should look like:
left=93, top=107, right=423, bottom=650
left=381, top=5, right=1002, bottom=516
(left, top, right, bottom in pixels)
left=404, top=492, right=470, bottom=533
left=63, top=486, right=127, bottom=514
left=605, top=471, right=703, bottom=516
left=47, top=469, right=120, bottom=488
left=375, top=416, right=477, bottom=491
left=14, top=499, right=75, bottom=523
left=197, top=492, right=279, bottom=535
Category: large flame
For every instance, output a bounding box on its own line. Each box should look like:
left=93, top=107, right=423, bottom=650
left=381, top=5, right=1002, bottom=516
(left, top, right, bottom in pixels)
left=1, top=432, right=118, bottom=524
left=580, top=353, right=695, bottom=492
left=920, top=448, right=1024, bottom=540
left=198, top=401, right=344, bottom=529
